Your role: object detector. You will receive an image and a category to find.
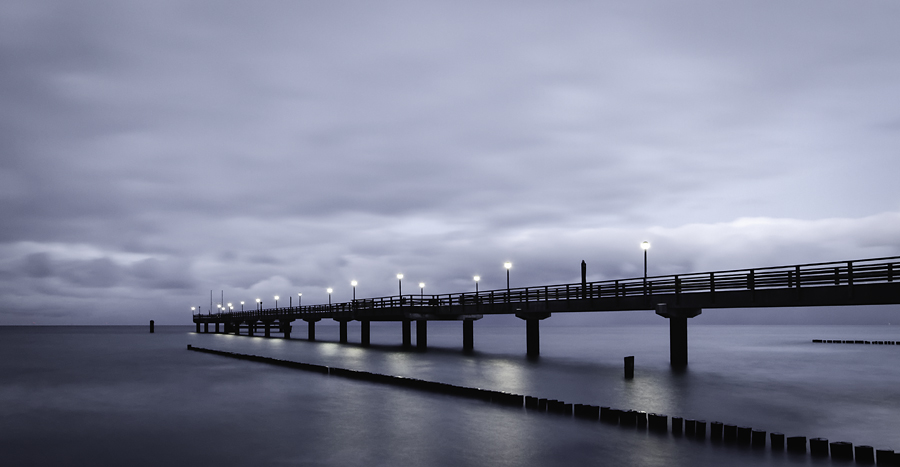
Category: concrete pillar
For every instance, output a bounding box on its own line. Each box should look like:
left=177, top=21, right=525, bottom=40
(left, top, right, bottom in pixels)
left=282, top=322, right=292, bottom=339
left=402, top=320, right=412, bottom=348
left=307, top=320, right=316, bottom=341
left=202, top=322, right=207, bottom=333
left=526, top=319, right=540, bottom=356
left=670, top=317, right=688, bottom=367
left=215, top=322, right=220, bottom=333
left=339, top=320, right=348, bottom=343
left=248, top=322, right=255, bottom=337
left=462, top=319, right=474, bottom=352
left=515, top=312, right=551, bottom=357
left=416, top=320, right=427, bottom=349
left=655, top=305, right=701, bottom=368
left=195, top=322, right=200, bottom=333
left=264, top=322, right=271, bottom=338
left=361, top=321, right=370, bottom=346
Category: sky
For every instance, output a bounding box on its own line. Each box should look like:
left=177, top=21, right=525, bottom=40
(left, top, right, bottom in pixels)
left=2, top=1, right=899, bottom=325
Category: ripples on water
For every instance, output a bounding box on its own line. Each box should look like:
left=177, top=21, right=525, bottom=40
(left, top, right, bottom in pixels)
left=1, top=322, right=897, bottom=466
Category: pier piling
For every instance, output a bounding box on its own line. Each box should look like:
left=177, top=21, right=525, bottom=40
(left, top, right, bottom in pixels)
left=463, top=319, right=474, bottom=352
left=361, top=320, right=370, bottom=346
left=417, top=320, right=427, bottom=349
left=402, top=320, right=411, bottom=348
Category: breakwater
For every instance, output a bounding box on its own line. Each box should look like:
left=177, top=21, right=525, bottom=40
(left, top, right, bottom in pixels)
left=187, top=344, right=898, bottom=465
left=813, top=339, right=898, bottom=345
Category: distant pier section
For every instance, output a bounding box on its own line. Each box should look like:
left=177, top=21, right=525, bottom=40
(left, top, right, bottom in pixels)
left=193, top=256, right=900, bottom=367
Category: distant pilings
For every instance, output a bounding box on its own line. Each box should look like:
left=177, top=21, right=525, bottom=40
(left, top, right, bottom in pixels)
left=186, top=344, right=898, bottom=464
left=813, top=339, right=899, bottom=345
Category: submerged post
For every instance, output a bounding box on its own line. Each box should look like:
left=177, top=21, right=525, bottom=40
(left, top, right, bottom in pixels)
left=150, top=320, right=155, bottom=333
left=624, top=356, right=635, bottom=379
left=655, top=304, right=701, bottom=368
left=516, top=312, right=551, bottom=357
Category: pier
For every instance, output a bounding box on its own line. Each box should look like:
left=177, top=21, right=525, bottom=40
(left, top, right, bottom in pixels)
left=193, top=256, right=900, bottom=367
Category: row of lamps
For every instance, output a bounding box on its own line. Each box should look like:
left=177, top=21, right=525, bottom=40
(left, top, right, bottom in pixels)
left=195, top=242, right=651, bottom=314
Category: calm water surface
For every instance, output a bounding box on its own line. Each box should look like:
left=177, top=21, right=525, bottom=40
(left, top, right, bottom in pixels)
left=1, top=323, right=897, bottom=466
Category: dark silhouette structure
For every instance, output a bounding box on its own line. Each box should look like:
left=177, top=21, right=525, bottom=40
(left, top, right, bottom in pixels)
left=193, top=256, right=900, bottom=367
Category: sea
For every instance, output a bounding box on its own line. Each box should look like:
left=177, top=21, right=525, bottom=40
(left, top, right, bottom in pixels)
left=1, top=321, right=898, bottom=466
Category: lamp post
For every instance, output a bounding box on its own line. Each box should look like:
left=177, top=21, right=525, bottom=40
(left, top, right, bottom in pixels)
left=504, top=262, right=512, bottom=290
left=256, top=298, right=261, bottom=312
left=474, top=276, right=480, bottom=293
left=351, top=280, right=357, bottom=300
left=240, top=301, right=244, bottom=312
left=419, top=282, right=425, bottom=301
left=397, top=273, right=403, bottom=296
left=298, top=293, right=302, bottom=308
left=327, top=288, right=333, bottom=305
left=641, top=241, right=651, bottom=294
left=274, top=296, right=279, bottom=311
left=191, top=306, right=195, bottom=316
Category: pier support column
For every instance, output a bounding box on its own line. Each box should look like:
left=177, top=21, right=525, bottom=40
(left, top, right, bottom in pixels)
left=516, top=312, right=551, bottom=357
left=233, top=323, right=240, bottom=335
left=337, top=320, right=348, bottom=343
left=215, top=322, right=220, bottom=333
left=306, top=319, right=320, bottom=341
left=195, top=323, right=200, bottom=333
left=463, top=319, right=474, bottom=352
left=204, top=323, right=209, bottom=333
left=402, top=320, right=412, bottom=349
left=264, top=322, right=271, bottom=338
left=361, top=320, right=370, bottom=346
left=416, top=320, right=427, bottom=350
left=655, top=304, right=701, bottom=368
left=248, top=322, right=255, bottom=337
left=281, top=321, right=293, bottom=339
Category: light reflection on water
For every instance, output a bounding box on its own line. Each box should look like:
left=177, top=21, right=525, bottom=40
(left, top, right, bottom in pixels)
left=0, top=324, right=896, bottom=465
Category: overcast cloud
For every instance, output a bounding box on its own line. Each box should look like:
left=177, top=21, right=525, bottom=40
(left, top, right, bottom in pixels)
left=2, top=1, right=899, bottom=324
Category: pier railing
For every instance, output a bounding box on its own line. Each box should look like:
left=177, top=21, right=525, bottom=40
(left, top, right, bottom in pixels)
left=194, top=256, right=899, bottom=320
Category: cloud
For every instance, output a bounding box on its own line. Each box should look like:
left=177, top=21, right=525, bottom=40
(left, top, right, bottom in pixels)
left=0, top=0, right=899, bottom=323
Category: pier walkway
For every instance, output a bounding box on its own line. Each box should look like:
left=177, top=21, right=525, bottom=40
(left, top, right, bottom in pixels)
left=192, top=256, right=900, bottom=367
